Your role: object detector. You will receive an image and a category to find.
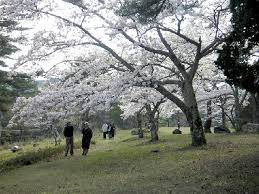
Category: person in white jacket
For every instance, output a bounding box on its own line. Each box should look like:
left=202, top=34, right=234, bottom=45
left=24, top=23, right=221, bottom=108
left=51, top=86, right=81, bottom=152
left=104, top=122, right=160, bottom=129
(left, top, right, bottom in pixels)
left=102, top=123, right=108, bottom=139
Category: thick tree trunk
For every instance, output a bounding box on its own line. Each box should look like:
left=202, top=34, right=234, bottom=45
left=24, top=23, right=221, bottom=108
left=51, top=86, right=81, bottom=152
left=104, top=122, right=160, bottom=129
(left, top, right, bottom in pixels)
left=156, top=111, right=160, bottom=131
left=155, top=82, right=206, bottom=146
left=146, top=105, right=159, bottom=142
left=182, top=81, right=206, bottom=146
left=150, top=120, right=158, bottom=141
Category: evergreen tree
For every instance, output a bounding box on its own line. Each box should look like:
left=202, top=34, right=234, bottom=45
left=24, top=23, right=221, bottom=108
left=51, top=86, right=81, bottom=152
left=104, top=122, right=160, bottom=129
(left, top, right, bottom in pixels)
left=0, top=70, right=38, bottom=127
left=0, top=18, right=37, bottom=128
left=215, top=0, right=259, bottom=93
left=0, top=19, right=19, bottom=67
left=117, top=0, right=168, bottom=23
left=117, top=0, right=198, bottom=24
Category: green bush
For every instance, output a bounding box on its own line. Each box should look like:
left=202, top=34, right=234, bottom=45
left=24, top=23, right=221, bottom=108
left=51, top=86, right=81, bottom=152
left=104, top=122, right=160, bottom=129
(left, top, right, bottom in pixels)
left=0, top=145, right=64, bottom=174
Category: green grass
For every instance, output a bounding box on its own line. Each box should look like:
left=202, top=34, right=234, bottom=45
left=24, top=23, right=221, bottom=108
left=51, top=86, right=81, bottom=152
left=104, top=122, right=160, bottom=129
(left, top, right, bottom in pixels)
left=0, top=139, right=60, bottom=162
left=0, top=128, right=258, bottom=194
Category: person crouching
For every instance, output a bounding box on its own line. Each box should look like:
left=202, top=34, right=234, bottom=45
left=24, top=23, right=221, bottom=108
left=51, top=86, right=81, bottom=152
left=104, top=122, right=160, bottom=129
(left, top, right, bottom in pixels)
left=81, top=122, right=93, bottom=156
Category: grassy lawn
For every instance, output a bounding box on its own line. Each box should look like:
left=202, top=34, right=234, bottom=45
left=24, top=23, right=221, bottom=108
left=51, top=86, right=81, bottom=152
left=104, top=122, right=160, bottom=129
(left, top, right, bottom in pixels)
left=0, top=128, right=258, bottom=194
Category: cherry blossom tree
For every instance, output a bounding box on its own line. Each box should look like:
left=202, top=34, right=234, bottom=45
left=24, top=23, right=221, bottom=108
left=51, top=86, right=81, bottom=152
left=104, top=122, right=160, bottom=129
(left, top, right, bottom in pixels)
left=1, top=0, right=231, bottom=146
left=197, top=79, right=249, bottom=132
left=120, top=87, right=167, bottom=141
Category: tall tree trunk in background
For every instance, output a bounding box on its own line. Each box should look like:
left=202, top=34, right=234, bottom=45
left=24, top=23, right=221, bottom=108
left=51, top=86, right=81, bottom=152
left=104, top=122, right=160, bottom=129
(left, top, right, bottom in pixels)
left=233, top=87, right=242, bottom=131
left=156, top=110, right=160, bottom=131
left=146, top=105, right=158, bottom=142
left=219, top=96, right=227, bottom=129
left=136, top=111, right=143, bottom=138
left=81, top=109, right=90, bottom=126
left=251, top=93, right=259, bottom=124
left=0, top=111, right=3, bottom=143
left=221, top=106, right=226, bottom=127
left=0, top=123, right=2, bottom=143
left=255, top=93, right=259, bottom=124
left=182, top=81, right=206, bottom=146
left=204, top=100, right=212, bottom=133
left=136, top=111, right=142, bottom=130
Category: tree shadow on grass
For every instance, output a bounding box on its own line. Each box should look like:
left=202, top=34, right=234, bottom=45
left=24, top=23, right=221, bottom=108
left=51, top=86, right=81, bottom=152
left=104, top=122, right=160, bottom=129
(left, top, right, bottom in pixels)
left=176, top=145, right=207, bottom=152
left=176, top=141, right=241, bottom=152
left=121, top=137, right=140, bottom=143
left=135, top=139, right=167, bottom=147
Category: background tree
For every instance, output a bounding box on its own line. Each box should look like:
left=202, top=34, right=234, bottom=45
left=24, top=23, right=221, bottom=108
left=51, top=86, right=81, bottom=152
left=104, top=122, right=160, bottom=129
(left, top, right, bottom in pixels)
left=0, top=19, right=19, bottom=67
left=215, top=0, right=259, bottom=124
left=0, top=17, right=37, bottom=140
left=2, top=0, right=231, bottom=146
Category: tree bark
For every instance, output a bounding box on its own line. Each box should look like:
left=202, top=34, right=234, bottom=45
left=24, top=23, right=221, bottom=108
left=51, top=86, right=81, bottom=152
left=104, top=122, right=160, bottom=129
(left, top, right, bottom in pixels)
left=182, top=81, right=206, bottom=146
left=252, top=93, right=259, bottom=124
left=204, top=100, right=212, bottom=133
left=146, top=105, right=159, bottom=142
left=233, top=87, right=242, bottom=131
left=221, top=107, right=226, bottom=128
left=81, top=110, right=89, bottom=123
left=0, top=124, right=2, bottom=144
left=156, top=110, right=160, bottom=131
left=219, top=96, right=227, bottom=129
left=0, top=111, right=3, bottom=143
left=136, top=111, right=143, bottom=138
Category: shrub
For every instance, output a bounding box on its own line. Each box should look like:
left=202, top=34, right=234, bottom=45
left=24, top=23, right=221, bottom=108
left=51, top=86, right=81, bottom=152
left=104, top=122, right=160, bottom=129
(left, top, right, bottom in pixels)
left=0, top=145, right=64, bottom=174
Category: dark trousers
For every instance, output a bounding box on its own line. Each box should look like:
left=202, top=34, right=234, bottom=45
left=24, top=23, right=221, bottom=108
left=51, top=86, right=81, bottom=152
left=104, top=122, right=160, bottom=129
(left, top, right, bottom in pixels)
left=109, top=129, right=114, bottom=139
left=82, top=148, right=88, bottom=156
left=103, top=132, right=107, bottom=139
left=65, top=137, right=74, bottom=156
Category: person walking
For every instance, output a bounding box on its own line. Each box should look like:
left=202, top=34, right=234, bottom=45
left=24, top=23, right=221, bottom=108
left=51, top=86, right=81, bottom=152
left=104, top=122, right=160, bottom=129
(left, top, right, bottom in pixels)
left=109, top=123, right=116, bottom=139
left=102, top=123, right=108, bottom=139
left=111, top=123, right=116, bottom=138
left=63, top=122, right=74, bottom=156
left=81, top=122, right=93, bottom=156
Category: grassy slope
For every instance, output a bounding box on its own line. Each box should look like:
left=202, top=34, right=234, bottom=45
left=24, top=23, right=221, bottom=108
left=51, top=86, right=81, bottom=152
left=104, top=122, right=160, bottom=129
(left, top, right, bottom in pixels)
left=0, top=139, right=62, bottom=162
left=0, top=127, right=258, bottom=194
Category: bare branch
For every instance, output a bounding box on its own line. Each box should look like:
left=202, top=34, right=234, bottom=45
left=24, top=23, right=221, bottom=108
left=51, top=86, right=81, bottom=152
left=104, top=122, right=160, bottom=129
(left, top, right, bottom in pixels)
left=109, top=64, right=127, bottom=72
left=200, top=38, right=225, bottom=57
left=240, top=91, right=248, bottom=106
left=157, top=79, right=181, bottom=85
left=158, top=25, right=200, bottom=47
left=36, top=10, right=136, bottom=72
left=155, top=84, right=189, bottom=115
left=118, top=29, right=170, bottom=57
left=189, top=37, right=202, bottom=79
left=175, top=15, right=184, bottom=34
left=156, top=27, right=188, bottom=78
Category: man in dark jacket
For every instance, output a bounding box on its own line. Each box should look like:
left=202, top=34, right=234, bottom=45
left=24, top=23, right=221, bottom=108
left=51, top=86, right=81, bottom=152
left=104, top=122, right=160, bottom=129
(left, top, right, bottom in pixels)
left=63, top=122, right=74, bottom=156
left=81, top=122, right=93, bottom=156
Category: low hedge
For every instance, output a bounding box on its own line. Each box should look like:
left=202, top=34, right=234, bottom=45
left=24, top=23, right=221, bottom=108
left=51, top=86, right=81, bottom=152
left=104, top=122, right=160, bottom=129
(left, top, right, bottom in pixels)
left=0, top=145, right=65, bottom=174
left=0, top=139, right=92, bottom=174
